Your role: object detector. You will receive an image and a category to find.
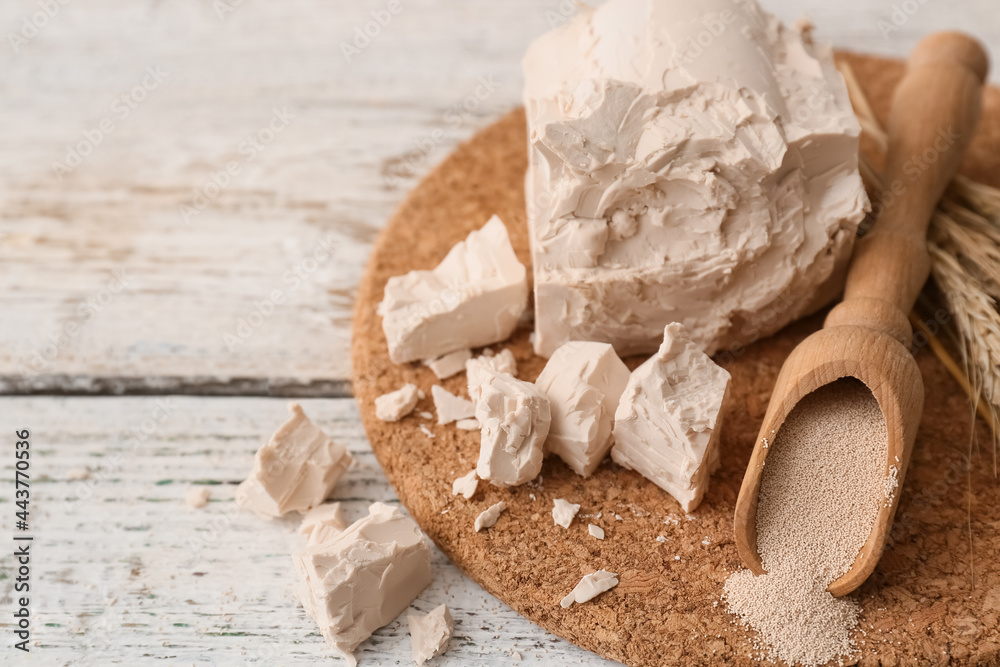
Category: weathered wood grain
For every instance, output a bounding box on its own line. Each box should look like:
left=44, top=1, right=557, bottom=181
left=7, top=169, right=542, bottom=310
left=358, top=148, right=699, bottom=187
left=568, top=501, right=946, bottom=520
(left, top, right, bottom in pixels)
left=0, top=396, right=618, bottom=665
left=0, top=0, right=996, bottom=394
left=1, top=2, right=998, bottom=664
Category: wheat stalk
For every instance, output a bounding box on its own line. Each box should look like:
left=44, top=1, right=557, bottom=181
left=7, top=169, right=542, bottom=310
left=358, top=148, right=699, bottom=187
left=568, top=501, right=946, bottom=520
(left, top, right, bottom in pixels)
left=909, top=313, right=999, bottom=434
left=838, top=60, right=1000, bottom=469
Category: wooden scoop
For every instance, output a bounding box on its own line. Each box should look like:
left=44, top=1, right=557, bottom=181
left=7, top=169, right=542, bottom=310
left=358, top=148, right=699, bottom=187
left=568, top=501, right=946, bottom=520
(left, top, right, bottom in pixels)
left=733, top=32, right=989, bottom=597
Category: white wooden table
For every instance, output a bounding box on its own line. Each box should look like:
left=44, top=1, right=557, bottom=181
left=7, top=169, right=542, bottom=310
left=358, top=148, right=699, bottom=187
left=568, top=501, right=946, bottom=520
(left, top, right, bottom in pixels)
left=0, top=0, right=995, bottom=664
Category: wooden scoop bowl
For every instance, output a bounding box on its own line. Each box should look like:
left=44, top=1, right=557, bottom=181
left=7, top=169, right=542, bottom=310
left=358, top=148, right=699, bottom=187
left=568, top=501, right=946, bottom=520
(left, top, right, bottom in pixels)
left=733, top=32, right=989, bottom=597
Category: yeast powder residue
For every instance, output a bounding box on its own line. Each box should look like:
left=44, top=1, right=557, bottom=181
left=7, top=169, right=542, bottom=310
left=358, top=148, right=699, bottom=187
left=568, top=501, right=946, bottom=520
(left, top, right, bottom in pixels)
left=725, top=379, right=888, bottom=665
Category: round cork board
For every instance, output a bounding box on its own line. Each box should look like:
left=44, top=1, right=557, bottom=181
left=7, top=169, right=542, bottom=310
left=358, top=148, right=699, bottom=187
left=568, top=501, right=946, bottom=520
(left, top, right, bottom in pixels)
left=352, top=52, right=1000, bottom=666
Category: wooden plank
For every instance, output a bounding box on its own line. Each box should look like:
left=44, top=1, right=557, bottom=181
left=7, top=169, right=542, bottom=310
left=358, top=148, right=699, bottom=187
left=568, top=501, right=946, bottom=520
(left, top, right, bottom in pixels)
left=0, top=396, right=618, bottom=664
left=1, top=0, right=996, bottom=394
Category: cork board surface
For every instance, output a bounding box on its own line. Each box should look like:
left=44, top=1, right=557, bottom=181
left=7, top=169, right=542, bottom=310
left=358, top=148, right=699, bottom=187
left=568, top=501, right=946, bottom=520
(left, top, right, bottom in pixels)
left=351, top=52, right=1000, bottom=666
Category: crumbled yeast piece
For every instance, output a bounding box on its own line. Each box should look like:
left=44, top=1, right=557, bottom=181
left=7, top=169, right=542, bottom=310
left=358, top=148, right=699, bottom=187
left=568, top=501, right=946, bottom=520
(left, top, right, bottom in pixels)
left=534, top=341, right=630, bottom=476
left=299, top=502, right=348, bottom=546
left=466, top=348, right=518, bottom=403
left=475, top=372, right=551, bottom=487
left=884, top=464, right=899, bottom=504
left=375, top=383, right=421, bottom=422
left=611, top=323, right=731, bottom=512
left=185, top=487, right=211, bottom=509
left=423, top=348, right=472, bottom=379
left=588, top=524, right=605, bottom=540
left=552, top=499, right=581, bottom=529
left=378, top=216, right=528, bottom=364
left=523, top=0, right=869, bottom=358
left=293, top=503, right=432, bottom=666
left=474, top=501, right=507, bottom=532
left=455, top=418, right=480, bottom=431
left=560, top=570, right=619, bottom=608
left=452, top=470, right=479, bottom=500
left=431, top=385, right=476, bottom=425
left=408, top=604, right=453, bottom=665
left=236, top=403, right=353, bottom=518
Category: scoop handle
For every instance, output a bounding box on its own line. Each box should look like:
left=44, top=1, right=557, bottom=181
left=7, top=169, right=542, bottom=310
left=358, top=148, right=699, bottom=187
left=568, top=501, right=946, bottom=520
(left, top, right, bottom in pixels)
left=825, top=32, right=988, bottom=344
